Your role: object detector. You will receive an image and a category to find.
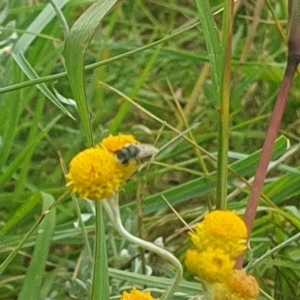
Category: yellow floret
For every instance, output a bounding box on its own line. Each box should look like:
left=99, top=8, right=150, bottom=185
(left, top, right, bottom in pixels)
left=190, top=210, right=247, bottom=257
left=121, top=287, right=158, bottom=300
left=185, top=247, right=234, bottom=283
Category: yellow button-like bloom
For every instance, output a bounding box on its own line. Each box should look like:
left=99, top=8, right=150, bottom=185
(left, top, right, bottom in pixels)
left=185, top=247, right=234, bottom=283
left=101, top=134, right=137, bottom=152
left=185, top=210, right=258, bottom=294
left=204, top=210, right=247, bottom=242
left=65, top=134, right=142, bottom=200
left=190, top=210, right=247, bottom=258
left=226, top=269, right=259, bottom=300
left=121, top=287, right=159, bottom=300
left=212, top=270, right=259, bottom=300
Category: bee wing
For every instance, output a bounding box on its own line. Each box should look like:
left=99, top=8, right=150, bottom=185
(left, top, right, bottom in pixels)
left=135, top=143, right=158, bottom=161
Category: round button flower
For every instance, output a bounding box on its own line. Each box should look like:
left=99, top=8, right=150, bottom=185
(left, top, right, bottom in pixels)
left=226, top=269, right=259, bottom=300
left=65, top=134, right=157, bottom=200
left=185, top=247, right=234, bottom=283
left=212, top=270, right=259, bottom=300
left=121, top=287, right=159, bottom=300
left=185, top=210, right=258, bottom=297
left=190, top=210, right=247, bottom=258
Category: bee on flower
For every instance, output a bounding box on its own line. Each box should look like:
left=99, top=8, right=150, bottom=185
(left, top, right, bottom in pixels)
left=65, top=134, right=158, bottom=200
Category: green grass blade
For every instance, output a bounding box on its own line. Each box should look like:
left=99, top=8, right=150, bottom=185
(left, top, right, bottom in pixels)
left=0, top=115, right=61, bottom=186
left=0, top=193, right=41, bottom=236
left=0, top=62, right=22, bottom=169
left=195, top=0, right=222, bottom=106
left=216, top=1, right=234, bottom=209
left=92, top=203, right=109, bottom=300
left=263, top=172, right=300, bottom=205
left=109, top=45, right=163, bottom=133
left=109, top=268, right=202, bottom=295
left=64, top=2, right=118, bottom=299
left=13, top=94, right=44, bottom=195
left=50, top=0, right=69, bottom=39
left=64, top=0, right=118, bottom=146
left=1, top=22, right=203, bottom=94
left=10, top=0, right=73, bottom=118
left=18, top=193, right=56, bottom=300
left=12, top=52, right=74, bottom=119
left=13, top=0, right=69, bottom=54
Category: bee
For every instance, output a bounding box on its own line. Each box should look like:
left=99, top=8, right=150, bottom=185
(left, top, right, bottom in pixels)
left=115, top=143, right=158, bottom=164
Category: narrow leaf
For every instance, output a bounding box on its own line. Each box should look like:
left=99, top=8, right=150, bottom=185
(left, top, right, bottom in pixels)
left=64, top=0, right=118, bottom=146
left=12, top=52, right=74, bottom=119
left=64, top=1, right=118, bottom=299
left=195, top=0, right=222, bottom=106
left=18, top=193, right=56, bottom=300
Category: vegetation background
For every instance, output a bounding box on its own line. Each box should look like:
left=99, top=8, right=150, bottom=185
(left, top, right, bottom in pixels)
left=0, top=0, right=300, bottom=299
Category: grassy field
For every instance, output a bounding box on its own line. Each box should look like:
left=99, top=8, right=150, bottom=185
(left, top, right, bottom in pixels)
left=0, top=0, right=300, bottom=299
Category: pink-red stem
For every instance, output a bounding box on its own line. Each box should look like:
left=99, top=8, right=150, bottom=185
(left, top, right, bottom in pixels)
left=236, top=58, right=297, bottom=269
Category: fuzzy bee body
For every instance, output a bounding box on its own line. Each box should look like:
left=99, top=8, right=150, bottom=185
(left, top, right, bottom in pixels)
left=115, top=143, right=158, bottom=164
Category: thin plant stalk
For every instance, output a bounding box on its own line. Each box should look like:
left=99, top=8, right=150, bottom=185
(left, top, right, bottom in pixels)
left=91, top=201, right=109, bottom=299
left=216, top=0, right=234, bottom=209
left=71, top=194, right=93, bottom=261
left=236, top=0, right=300, bottom=268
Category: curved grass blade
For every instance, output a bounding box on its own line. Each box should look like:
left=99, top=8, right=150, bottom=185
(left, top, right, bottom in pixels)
left=11, top=0, right=72, bottom=118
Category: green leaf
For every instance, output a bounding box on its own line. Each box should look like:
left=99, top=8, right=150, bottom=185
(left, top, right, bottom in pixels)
left=0, top=193, right=41, bottom=236
left=0, top=115, right=61, bottom=186
left=13, top=0, right=69, bottom=54
left=109, top=45, right=163, bottom=133
left=0, top=61, right=22, bottom=169
left=263, top=172, right=300, bottom=205
left=64, top=1, right=118, bottom=299
left=12, top=52, right=74, bottom=119
left=109, top=268, right=202, bottom=295
left=64, top=0, right=118, bottom=146
left=195, top=0, right=222, bottom=106
left=18, top=193, right=56, bottom=300
left=11, top=0, right=73, bottom=117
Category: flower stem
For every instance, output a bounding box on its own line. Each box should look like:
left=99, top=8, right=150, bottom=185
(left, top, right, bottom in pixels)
left=216, top=0, right=234, bottom=209
left=102, top=197, right=183, bottom=300
left=91, top=201, right=109, bottom=299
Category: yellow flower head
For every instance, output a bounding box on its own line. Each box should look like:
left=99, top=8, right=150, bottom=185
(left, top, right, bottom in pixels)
left=101, top=134, right=137, bottom=152
left=227, top=269, right=259, bottom=300
left=211, top=270, right=259, bottom=300
left=190, top=210, right=247, bottom=257
left=121, top=287, right=158, bottom=300
left=185, top=247, right=234, bottom=283
left=65, top=134, right=151, bottom=200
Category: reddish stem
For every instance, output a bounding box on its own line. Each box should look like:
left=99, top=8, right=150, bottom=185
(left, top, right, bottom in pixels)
left=236, top=58, right=297, bottom=269
left=236, top=0, right=300, bottom=269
